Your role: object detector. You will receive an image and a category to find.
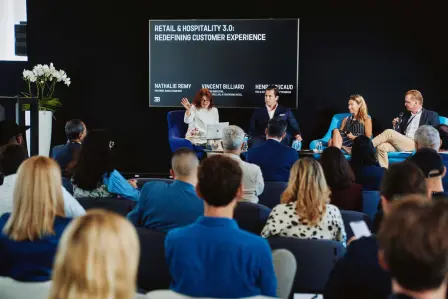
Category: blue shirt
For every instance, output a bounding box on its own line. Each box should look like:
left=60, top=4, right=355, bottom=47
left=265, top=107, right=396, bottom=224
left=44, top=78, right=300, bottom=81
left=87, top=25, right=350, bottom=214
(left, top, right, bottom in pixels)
left=165, top=216, right=277, bottom=298
left=127, top=180, right=203, bottom=233
left=104, top=170, right=141, bottom=201
left=0, top=213, right=72, bottom=282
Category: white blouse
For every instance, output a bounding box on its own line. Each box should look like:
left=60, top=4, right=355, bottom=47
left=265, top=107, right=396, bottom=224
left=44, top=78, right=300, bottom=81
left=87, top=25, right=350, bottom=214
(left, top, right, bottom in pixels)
left=261, top=203, right=347, bottom=247
left=184, top=105, right=219, bottom=136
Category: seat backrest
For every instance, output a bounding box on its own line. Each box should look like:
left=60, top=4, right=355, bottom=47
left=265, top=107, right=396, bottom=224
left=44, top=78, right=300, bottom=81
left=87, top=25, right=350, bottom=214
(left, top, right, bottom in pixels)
left=440, top=116, right=448, bottom=125
left=135, top=227, right=171, bottom=292
left=167, top=110, right=188, bottom=139
left=258, top=181, right=288, bottom=209
left=340, top=210, right=372, bottom=240
left=234, top=202, right=271, bottom=235
left=362, top=190, right=381, bottom=221
left=76, top=197, right=136, bottom=217
left=268, top=236, right=346, bottom=295
left=136, top=178, right=173, bottom=189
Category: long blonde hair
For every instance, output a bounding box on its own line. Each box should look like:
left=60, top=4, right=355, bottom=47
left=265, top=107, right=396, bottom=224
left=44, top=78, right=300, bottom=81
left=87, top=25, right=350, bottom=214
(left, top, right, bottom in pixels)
left=349, top=94, right=369, bottom=124
left=281, top=158, right=331, bottom=225
left=48, top=210, right=140, bottom=299
left=3, top=156, right=65, bottom=241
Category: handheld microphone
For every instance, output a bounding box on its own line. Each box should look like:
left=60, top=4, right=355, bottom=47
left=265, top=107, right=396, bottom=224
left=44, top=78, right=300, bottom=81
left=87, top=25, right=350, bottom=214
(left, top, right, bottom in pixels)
left=395, top=112, right=404, bottom=131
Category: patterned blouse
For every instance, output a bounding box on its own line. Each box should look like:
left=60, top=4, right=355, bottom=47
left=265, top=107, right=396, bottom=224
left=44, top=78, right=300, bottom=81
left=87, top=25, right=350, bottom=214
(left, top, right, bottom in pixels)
left=261, top=203, right=347, bottom=247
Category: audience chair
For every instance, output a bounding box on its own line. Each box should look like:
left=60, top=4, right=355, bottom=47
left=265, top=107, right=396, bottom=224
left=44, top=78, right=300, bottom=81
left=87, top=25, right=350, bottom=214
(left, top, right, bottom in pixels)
left=268, top=237, right=346, bottom=297
left=76, top=197, right=136, bottom=216
left=340, top=210, right=372, bottom=240
left=362, top=190, right=381, bottom=222
left=135, top=227, right=171, bottom=292
left=234, top=202, right=271, bottom=235
left=136, top=177, right=173, bottom=189
left=167, top=110, right=205, bottom=160
left=258, top=181, right=288, bottom=209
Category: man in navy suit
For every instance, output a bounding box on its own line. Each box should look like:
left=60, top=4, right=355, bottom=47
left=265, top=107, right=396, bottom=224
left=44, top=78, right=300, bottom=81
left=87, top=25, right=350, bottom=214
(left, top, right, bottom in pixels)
left=246, top=118, right=298, bottom=182
left=249, top=85, right=302, bottom=147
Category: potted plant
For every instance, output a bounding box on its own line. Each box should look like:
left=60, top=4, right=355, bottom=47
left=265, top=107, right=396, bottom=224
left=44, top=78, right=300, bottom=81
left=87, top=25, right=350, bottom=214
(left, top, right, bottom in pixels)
left=22, top=63, right=71, bottom=156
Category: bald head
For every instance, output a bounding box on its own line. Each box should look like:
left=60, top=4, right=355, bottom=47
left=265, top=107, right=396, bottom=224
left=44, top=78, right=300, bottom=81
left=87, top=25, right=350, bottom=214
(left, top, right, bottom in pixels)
left=171, top=148, right=199, bottom=178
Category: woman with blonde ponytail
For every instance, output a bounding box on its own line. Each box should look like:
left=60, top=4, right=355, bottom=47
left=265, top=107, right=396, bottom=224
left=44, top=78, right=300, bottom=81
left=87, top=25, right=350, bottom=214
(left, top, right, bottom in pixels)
left=261, top=158, right=346, bottom=247
left=329, top=94, right=372, bottom=152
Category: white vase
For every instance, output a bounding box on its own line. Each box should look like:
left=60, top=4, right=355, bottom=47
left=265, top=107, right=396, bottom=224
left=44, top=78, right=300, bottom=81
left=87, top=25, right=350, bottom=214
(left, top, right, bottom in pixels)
left=25, top=110, right=53, bottom=157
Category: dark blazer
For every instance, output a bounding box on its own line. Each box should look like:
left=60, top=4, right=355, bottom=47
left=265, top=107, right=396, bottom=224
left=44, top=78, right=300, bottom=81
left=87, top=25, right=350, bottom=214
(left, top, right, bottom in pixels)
left=250, top=105, right=301, bottom=139
left=398, top=108, right=439, bottom=134
left=51, top=142, right=81, bottom=177
left=246, top=139, right=298, bottom=182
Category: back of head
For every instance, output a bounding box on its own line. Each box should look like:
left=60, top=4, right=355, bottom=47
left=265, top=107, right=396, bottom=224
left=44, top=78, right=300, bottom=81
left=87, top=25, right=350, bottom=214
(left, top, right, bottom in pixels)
left=436, top=124, right=448, bottom=151
left=378, top=197, right=448, bottom=292
left=197, top=155, right=242, bottom=207
left=171, top=147, right=199, bottom=177
left=0, top=120, right=22, bottom=147
left=281, top=158, right=331, bottom=225
left=73, top=129, right=113, bottom=190
left=222, top=125, right=245, bottom=151
left=0, top=144, right=28, bottom=176
left=267, top=117, right=287, bottom=138
left=380, top=161, right=427, bottom=202
left=408, top=148, right=445, bottom=179
left=3, top=156, right=65, bottom=241
left=65, top=119, right=85, bottom=141
left=350, top=135, right=377, bottom=170
left=49, top=210, right=139, bottom=299
left=414, top=125, right=440, bottom=151
left=320, top=147, right=355, bottom=189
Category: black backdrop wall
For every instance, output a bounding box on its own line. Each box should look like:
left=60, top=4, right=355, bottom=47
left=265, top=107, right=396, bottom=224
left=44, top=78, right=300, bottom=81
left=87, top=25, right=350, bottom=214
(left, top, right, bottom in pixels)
left=0, top=1, right=446, bottom=175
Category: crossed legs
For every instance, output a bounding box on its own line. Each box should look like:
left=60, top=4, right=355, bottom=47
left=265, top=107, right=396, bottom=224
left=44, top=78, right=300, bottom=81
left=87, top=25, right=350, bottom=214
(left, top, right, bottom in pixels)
left=372, top=129, right=415, bottom=168
left=328, top=129, right=343, bottom=149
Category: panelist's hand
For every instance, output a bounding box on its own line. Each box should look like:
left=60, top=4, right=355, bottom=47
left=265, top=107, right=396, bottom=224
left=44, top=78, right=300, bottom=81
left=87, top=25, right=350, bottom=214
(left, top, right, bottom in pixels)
left=127, top=179, right=138, bottom=189
left=347, top=132, right=356, bottom=140
left=181, top=98, right=192, bottom=110
left=295, top=134, right=303, bottom=141
left=392, top=117, right=399, bottom=127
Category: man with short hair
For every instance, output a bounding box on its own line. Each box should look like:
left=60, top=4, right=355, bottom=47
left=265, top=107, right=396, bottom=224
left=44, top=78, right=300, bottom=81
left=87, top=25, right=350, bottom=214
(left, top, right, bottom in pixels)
left=0, top=120, right=28, bottom=148
left=165, top=155, right=277, bottom=298
left=127, top=148, right=204, bottom=233
left=378, top=198, right=448, bottom=299
left=414, top=125, right=441, bottom=151
left=250, top=85, right=302, bottom=147
left=372, top=90, right=440, bottom=168
left=222, top=125, right=264, bottom=203
left=436, top=124, right=448, bottom=152
left=324, top=161, right=428, bottom=299
left=247, top=118, right=298, bottom=181
left=0, top=144, right=85, bottom=217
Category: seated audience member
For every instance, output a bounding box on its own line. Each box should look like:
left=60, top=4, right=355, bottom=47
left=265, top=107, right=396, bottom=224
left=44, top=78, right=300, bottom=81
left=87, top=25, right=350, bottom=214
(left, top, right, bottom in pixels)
left=372, top=90, right=439, bottom=168
left=127, top=148, right=203, bottom=233
left=0, top=210, right=146, bottom=299
left=246, top=118, right=298, bottom=182
left=320, top=147, right=363, bottom=211
left=72, top=130, right=140, bottom=201
left=222, top=125, right=264, bottom=203
left=52, top=119, right=87, bottom=178
left=350, top=135, right=385, bottom=190
left=0, top=120, right=28, bottom=148
left=0, top=157, right=72, bottom=282
left=408, top=148, right=448, bottom=198
left=165, top=155, right=277, bottom=298
left=0, top=144, right=85, bottom=217
left=414, top=124, right=441, bottom=151
left=262, top=158, right=347, bottom=246
left=377, top=198, right=448, bottom=299
left=436, top=124, right=448, bottom=152
left=324, top=162, right=428, bottom=299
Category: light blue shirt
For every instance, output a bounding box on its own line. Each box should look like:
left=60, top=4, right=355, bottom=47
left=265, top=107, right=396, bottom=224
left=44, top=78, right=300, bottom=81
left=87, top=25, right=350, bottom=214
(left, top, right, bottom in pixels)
left=103, top=170, right=141, bottom=201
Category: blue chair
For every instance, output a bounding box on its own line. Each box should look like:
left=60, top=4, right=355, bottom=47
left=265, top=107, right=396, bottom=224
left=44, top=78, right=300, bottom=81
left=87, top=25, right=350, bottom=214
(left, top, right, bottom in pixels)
left=76, top=197, right=136, bottom=217
left=309, top=113, right=351, bottom=150
left=268, top=237, right=346, bottom=295
left=340, top=210, right=372, bottom=240
left=167, top=110, right=205, bottom=160
left=234, top=202, right=271, bottom=235
left=362, top=190, right=381, bottom=222
left=258, top=181, right=288, bottom=209
left=387, top=116, right=448, bottom=164
left=135, top=177, right=173, bottom=189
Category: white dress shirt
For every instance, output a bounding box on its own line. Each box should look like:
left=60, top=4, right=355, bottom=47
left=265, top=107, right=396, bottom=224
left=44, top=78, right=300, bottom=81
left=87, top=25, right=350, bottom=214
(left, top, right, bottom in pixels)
left=0, top=174, right=86, bottom=217
left=266, top=104, right=278, bottom=120
left=405, top=109, right=423, bottom=139
left=223, top=153, right=264, bottom=203
left=184, top=106, right=219, bottom=135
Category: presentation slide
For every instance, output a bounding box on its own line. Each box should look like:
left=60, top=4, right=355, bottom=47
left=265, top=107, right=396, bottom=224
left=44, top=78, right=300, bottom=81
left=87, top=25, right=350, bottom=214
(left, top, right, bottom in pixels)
left=149, top=19, right=299, bottom=108
left=0, top=0, right=27, bottom=61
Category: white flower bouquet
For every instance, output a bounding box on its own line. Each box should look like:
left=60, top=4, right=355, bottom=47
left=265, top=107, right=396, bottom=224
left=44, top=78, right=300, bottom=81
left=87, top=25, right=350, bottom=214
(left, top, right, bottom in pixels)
left=22, top=63, right=71, bottom=111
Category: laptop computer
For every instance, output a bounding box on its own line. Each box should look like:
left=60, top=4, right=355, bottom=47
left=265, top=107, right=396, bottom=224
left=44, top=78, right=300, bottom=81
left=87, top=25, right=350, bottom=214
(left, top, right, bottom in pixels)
left=206, top=122, right=229, bottom=140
